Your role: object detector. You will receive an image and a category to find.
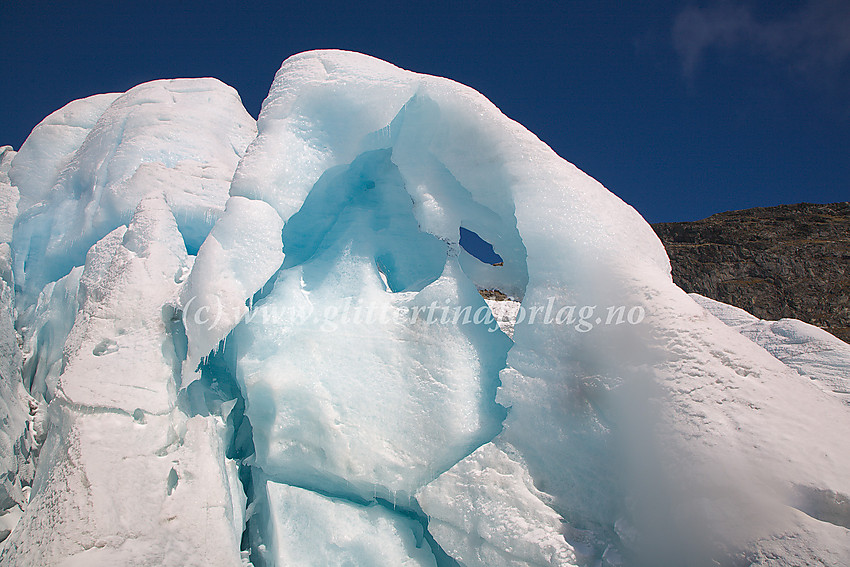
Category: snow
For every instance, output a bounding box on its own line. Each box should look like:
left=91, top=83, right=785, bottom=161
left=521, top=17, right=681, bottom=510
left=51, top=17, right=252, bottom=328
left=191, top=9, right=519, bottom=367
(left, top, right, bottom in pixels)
left=55, top=195, right=187, bottom=414
left=0, top=147, right=18, bottom=246
left=9, top=94, right=120, bottom=213
left=3, top=192, right=245, bottom=565
left=691, top=293, right=850, bottom=402
left=1, top=410, right=243, bottom=567
left=1, top=49, right=849, bottom=566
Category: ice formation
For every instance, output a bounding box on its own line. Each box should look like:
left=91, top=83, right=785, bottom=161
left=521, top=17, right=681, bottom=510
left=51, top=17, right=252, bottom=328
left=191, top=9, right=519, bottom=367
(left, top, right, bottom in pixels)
left=0, top=50, right=848, bottom=566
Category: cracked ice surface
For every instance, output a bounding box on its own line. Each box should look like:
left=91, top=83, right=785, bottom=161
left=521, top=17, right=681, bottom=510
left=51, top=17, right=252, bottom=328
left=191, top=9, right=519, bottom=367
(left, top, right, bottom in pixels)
left=0, top=409, right=243, bottom=566
left=3, top=198, right=245, bottom=565
left=1, top=50, right=850, bottom=567
left=231, top=147, right=509, bottom=503
left=218, top=50, right=850, bottom=566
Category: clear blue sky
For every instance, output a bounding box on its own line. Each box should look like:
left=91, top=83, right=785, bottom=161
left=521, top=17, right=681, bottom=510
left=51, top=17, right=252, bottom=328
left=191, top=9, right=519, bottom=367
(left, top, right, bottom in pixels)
left=2, top=0, right=848, bottom=222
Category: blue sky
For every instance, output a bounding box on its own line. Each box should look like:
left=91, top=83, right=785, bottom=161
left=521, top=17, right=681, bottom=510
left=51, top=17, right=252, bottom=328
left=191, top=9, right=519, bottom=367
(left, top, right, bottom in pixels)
left=2, top=0, right=848, bottom=222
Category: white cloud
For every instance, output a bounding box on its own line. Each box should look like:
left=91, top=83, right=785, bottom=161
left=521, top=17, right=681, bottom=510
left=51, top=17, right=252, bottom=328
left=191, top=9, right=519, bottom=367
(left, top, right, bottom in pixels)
left=673, top=0, right=850, bottom=80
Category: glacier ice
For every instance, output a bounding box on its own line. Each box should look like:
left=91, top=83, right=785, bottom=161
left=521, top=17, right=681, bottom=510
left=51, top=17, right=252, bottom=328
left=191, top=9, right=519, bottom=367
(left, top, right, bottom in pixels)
left=11, top=79, right=256, bottom=309
left=230, top=147, right=508, bottom=503
left=0, top=146, right=35, bottom=541
left=3, top=193, right=245, bottom=566
left=0, top=49, right=848, bottom=567
left=417, top=442, right=578, bottom=567
left=1, top=409, right=243, bottom=567
left=265, top=482, right=437, bottom=566
left=2, top=77, right=254, bottom=565
left=179, top=195, right=284, bottom=385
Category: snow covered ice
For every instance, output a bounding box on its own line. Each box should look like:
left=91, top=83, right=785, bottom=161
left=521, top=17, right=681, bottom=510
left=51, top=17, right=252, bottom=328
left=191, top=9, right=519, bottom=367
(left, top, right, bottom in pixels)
left=0, top=50, right=849, bottom=566
left=691, top=293, right=850, bottom=404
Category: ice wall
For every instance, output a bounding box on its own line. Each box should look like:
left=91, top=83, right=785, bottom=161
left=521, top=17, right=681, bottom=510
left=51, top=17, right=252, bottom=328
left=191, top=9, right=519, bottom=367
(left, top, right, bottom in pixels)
left=0, top=146, right=35, bottom=542
left=1, top=79, right=256, bottom=566
left=1, top=50, right=849, bottom=567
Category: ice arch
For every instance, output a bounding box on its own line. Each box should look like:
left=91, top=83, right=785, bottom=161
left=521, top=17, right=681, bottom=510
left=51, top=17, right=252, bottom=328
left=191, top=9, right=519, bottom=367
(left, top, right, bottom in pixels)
left=181, top=51, right=850, bottom=567
left=179, top=50, right=668, bottom=566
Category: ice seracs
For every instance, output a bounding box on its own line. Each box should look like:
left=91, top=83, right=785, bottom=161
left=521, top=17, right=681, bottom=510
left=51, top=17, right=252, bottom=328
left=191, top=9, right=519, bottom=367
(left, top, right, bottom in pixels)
left=0, top=146, right=34, bottom=543
left=2, top=78, right=255, bottom=566
left=1, top=50, right=849, bottom=567
left=11, top=79, right=256, bottom=310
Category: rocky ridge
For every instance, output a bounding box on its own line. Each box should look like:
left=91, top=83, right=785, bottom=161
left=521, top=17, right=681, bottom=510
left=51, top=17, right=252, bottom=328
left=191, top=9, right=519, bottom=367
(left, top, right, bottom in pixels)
left=652, top=202, right=850, bottom=343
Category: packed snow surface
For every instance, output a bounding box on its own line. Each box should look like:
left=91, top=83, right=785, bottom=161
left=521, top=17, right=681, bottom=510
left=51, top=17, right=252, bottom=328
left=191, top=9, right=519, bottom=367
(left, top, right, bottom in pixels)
left=691, top=293, right=850, bottom=403
left=0, top=50, right=848, bottom=567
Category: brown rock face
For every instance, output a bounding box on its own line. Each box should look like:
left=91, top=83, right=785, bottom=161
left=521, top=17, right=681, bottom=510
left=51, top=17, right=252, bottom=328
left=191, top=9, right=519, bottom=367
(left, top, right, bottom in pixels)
left=652, top=202, right=850, bottom=343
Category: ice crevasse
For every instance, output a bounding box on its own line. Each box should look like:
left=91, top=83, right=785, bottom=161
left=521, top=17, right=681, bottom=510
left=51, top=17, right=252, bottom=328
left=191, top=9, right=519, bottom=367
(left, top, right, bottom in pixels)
left=1, top=50, right=849, bottom=567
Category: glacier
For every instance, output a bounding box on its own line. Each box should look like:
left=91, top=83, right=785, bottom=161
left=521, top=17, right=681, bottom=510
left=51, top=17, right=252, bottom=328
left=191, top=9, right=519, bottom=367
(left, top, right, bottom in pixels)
left=0, top=50, right=848, bottom=566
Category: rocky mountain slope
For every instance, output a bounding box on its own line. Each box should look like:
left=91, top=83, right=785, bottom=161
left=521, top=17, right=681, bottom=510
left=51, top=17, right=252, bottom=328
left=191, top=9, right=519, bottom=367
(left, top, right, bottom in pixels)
left=653, top=202, right=850, bottom=343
